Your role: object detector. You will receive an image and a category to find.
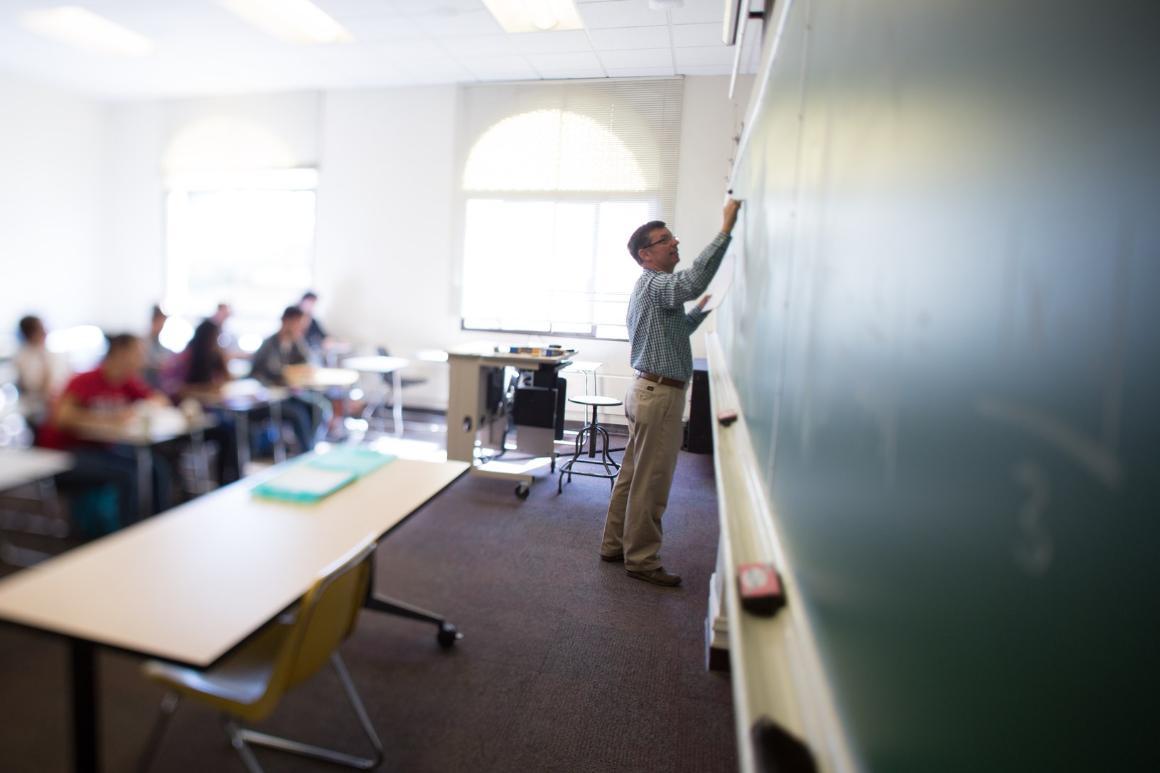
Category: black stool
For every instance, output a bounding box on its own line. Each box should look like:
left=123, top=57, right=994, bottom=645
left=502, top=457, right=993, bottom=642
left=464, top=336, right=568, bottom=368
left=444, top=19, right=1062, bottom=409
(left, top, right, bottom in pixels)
left=557, top=395, right=624, bottom=493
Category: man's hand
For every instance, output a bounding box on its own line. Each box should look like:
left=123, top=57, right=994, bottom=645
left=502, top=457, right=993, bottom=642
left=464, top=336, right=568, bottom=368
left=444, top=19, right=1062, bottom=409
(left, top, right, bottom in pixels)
left=694, top=294, right=712, bottom=312
left=722, top=198, right=742, bottom=235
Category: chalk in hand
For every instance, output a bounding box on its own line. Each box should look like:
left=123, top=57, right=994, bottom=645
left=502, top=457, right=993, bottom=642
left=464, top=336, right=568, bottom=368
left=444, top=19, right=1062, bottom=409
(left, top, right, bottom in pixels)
left=718, top=409, right=738, bottom=426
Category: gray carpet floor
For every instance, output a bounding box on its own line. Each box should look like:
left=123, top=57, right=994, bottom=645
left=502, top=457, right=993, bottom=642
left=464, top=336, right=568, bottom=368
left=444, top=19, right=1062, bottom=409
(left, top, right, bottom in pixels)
left=0, top=448, right=736, bottom=772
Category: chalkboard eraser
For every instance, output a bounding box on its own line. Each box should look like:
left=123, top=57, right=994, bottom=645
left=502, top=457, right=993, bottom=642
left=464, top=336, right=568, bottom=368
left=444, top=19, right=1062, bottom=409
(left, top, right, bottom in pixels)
left=718, top=409, right=739, bottom=427
left=751, top=716, right=817, bottom=773
left=737, top=563, right=786, bottom=616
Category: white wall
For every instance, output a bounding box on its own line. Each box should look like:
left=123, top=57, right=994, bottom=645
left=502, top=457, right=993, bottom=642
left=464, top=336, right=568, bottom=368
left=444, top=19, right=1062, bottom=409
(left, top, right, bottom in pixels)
left=97, top=75, right=753, bottom=414
left=0, top=70, right=105, bottom=341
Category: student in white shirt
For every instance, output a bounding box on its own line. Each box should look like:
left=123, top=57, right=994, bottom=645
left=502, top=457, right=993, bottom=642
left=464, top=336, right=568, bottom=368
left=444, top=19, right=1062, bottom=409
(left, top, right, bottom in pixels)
left=13, top=315, right=70, bottom=436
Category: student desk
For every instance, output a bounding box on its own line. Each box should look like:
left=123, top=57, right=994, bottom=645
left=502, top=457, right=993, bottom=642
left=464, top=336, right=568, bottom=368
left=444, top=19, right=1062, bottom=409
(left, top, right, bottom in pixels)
left=0, top=447, right=72, bottom=492
left=0, top=453, right=469, bottom=772
left=283, top=365, right=360, bottom=441
left=0, top=448, right=73, bottom=566
left=207, top=379, right=292, bottom=467
left=282, top=365, right=359, bottom=389
left=342, top=355, right=410, bottom=437
left=73, top=406, right=214, bottom=517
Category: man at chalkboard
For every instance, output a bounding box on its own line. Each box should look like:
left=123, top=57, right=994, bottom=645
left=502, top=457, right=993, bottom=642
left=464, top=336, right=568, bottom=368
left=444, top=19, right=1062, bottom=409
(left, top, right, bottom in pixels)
left=601, top=198, right=742, bottom=587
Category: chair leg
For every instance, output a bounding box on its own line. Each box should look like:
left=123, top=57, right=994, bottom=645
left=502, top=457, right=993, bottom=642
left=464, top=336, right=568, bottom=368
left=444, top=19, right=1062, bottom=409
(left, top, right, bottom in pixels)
left=228, top=653, right=384, bottom=770
left=137, top=692, right=181, bottom=773
left=332, top=652, right=385, bottom=764
left=223, top=717, right=266, bottom=773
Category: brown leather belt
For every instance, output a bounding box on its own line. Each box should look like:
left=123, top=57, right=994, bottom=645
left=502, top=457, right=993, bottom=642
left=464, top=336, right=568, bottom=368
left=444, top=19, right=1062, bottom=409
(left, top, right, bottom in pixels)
left=636, top=371, right=686, bottom=389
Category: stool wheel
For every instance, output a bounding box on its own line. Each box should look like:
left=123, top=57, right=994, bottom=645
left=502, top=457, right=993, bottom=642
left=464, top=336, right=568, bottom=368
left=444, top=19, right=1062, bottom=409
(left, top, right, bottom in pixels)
left=514, top=483, right=530, bottom=500
left=437, top=623, right=462, bottom=648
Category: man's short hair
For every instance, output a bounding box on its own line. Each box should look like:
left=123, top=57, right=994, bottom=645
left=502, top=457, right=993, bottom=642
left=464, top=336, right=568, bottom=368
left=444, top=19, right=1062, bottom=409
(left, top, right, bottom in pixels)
left=627, top=220, right=666, bottom=265
left=282, top=305, right=305, bottom=322
left=301, top=291, right=318, bottom=302
left=105, top=333, right=140, bottom=355
left=17, top=315, right=42, bottom=343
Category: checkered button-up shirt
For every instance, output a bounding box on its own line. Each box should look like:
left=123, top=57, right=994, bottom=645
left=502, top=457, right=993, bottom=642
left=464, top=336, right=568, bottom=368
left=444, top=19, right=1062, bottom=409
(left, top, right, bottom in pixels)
left=627, top=232, right=731, bottom=382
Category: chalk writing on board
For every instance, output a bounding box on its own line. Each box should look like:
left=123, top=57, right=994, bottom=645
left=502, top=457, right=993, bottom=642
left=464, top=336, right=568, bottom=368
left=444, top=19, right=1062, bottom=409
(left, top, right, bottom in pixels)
left=976, top=398, right=1122, bottom=490
left=1012, top=459, right=1053, bottom=576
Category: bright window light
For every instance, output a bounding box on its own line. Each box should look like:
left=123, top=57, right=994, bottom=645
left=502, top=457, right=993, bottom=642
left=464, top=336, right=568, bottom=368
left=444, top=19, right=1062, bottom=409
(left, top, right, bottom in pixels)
left=218, top=0, right=352, bottom=45
left=463, top=110, right=647, bottom=192
left=21, top=6, right=154, bottom=57
left=165, top=170, right=317, bottom=347
left=158, top=318, right=194, bottom=354
left=482, top=0, right=583, bottom=33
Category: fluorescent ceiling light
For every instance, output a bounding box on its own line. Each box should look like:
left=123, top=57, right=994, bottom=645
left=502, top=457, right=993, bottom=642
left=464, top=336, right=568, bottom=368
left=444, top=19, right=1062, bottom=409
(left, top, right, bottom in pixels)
left=217, top=0, right=352, bottom=45
left=21, top=6, right=154, bottom=57
left=483, top=0, right=584, bottom=33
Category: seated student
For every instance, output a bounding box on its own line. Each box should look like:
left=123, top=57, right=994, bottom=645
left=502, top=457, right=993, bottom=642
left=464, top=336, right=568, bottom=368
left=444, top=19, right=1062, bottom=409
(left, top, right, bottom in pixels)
left=298, top=291, right=328, bottom=358
left=143, top=304, right=171, bottom=389
left=13, top=315, right=70, bottom=439
left=38, top=333, right=174, bottom=528
left=160, top=320, right=240, bottom=485
left=297, top=290, right=352, bottom=438
left=250, top=306, right=326, bottom=452
left=207, top=302, right=239, bottom=358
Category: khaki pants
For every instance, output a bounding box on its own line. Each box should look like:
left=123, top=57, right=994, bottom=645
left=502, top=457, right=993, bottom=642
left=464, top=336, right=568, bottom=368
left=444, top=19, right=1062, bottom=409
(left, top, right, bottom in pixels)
left=601, top=378, right=688, bottom=572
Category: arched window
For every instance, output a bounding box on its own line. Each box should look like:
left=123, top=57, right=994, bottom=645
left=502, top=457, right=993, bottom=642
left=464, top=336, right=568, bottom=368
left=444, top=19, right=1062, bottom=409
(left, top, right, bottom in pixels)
left=458, top=80, right=683, bottom=339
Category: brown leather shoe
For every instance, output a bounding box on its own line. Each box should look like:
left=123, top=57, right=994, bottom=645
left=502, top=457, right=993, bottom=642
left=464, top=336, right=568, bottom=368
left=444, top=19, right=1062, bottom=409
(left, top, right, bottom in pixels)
left=626, top=567, right=681, bottom=587
left=600, top=552, right=624, bottom=562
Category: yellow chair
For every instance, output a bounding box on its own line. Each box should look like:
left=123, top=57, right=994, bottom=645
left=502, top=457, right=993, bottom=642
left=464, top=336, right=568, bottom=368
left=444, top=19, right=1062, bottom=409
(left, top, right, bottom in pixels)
left=138, top=540, right=383, bottom=772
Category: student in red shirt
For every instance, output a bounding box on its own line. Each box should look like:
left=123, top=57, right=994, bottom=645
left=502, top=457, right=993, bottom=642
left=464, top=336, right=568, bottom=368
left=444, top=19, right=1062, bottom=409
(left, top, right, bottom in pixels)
left=40, top=333, right=173, bottom=527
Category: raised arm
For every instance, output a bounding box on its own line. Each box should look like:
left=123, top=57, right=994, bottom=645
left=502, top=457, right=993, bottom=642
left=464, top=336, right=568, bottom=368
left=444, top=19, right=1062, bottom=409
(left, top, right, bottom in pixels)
left=646, top=200, right=741, bottom=309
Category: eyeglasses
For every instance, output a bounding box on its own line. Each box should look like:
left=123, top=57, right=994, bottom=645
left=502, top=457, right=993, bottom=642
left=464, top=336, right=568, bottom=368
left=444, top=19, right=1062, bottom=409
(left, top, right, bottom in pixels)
left=642, top=233, right=676, bottom=250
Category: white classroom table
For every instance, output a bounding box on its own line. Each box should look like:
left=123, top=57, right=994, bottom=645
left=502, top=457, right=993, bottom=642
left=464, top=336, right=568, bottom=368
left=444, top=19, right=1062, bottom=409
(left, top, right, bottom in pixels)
left=342, top=355, right=410, bottom=437
left=0, top=447, right=72, bottom=492
left=0, top=453, right=469, bottom=773
left=73, top=407, right=214, bottom=518
left=206, top=379, right=292, bottom=467
left=0, top=448, right=73, bottom=566
left=282, top=364, right=359, bottom=389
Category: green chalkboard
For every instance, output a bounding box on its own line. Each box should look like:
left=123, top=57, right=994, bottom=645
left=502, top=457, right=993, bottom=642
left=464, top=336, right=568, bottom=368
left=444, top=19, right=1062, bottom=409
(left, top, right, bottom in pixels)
left=721, top=1, right=1159, bottom=771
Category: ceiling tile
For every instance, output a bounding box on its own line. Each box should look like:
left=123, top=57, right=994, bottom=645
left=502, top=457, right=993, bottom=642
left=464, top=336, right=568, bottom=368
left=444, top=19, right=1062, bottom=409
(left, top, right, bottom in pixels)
left=413, top=9, right=505, bottom=36
left=604, top=65, right=675, bottom=77
left=340, top=16, right=428, bottom=43
left=393, top=54, right=476, bottom=82
left=388, top=0, right=483, bottom=16
left=587, top=25, right=669, bottom=51
left=674, top=45, right=735, bottom=67
left=318, top=1, right=406, bottom=17
left=443, top=35, right=516, bottom=56
left=463, top=54, right=539, bottom=81
left=509, top=30, right=592, bottom=55
left=578, top=0, right=669, bottom=29
left=670, top=22, right=724, bottom=48
left=597, top=47, right=671, bottom=69
left=526, top=51, right=605, bottom=78
left=668, top=0, right=725, bottom=25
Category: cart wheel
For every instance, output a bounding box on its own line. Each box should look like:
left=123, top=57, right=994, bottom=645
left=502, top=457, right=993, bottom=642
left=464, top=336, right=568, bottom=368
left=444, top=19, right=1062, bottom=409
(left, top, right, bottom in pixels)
left=437, top=623, right=461, bottom=648
left=515, top=483, right=530, bottom=500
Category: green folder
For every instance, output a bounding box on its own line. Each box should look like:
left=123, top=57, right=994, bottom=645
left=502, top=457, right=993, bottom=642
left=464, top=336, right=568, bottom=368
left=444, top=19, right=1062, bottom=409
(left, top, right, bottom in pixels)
left=252, top=448, right=396, bottom=503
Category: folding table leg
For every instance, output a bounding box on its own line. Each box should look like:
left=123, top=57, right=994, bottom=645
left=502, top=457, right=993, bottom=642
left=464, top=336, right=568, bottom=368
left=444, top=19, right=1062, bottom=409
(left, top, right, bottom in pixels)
left=70, top=638, right=99, bottom=773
